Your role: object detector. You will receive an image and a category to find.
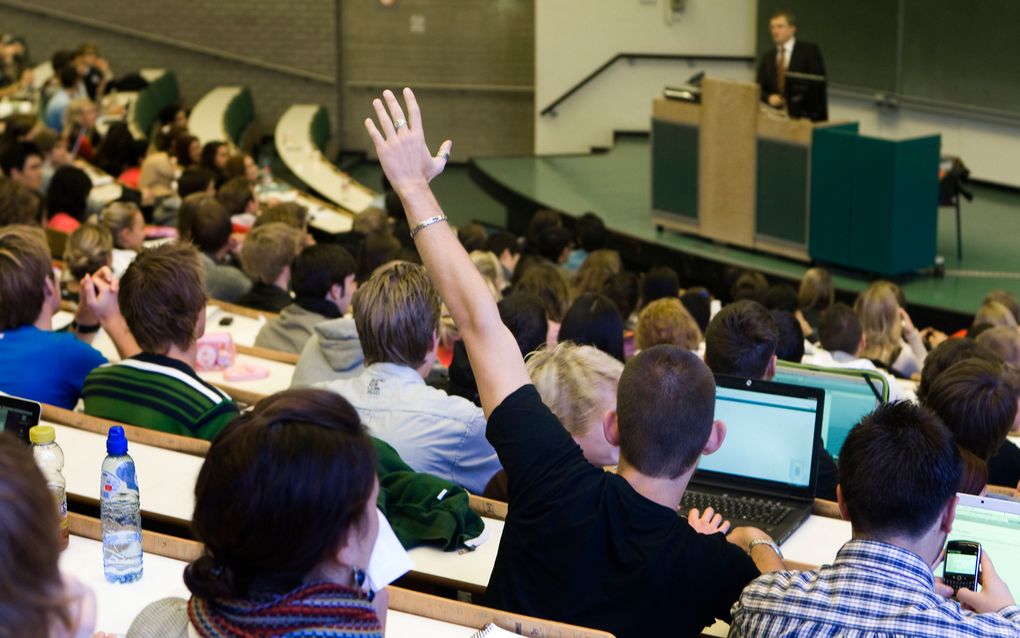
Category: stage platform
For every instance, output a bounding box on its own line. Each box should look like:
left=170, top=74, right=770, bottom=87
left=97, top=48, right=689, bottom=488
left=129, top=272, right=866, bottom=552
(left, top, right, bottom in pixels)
left=470, top=136, right=1020, bottom=325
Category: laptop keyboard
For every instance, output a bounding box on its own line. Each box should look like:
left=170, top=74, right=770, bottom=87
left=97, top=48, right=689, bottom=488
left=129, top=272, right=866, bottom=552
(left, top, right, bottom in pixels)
left=680, top=490, right=793, bottom=527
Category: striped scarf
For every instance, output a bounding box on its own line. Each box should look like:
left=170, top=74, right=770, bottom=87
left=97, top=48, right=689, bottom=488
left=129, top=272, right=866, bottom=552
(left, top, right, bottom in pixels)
left=188, top=581, right=382, bottom=638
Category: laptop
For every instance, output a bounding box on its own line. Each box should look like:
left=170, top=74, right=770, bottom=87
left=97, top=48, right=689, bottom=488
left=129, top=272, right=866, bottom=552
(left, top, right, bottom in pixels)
left=940, top=493, right=1020, bottom=593
left=679, top=375, right=825, bottom=544
left=0, top=393, right=42, bottom=445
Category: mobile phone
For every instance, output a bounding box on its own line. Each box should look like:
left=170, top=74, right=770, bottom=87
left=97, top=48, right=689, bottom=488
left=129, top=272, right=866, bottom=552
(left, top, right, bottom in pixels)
left=943, top=540, right=981, bottom=592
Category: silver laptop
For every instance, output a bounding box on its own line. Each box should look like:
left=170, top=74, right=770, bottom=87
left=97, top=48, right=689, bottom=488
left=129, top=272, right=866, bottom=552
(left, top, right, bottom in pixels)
left=940, top=493, right=1020, bottom=593
left=680, top=375, right=825, bottom=544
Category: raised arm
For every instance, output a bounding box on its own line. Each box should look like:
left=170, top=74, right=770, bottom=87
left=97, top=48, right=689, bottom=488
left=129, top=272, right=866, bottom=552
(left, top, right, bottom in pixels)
left=364, top=89, right=530, bottom=416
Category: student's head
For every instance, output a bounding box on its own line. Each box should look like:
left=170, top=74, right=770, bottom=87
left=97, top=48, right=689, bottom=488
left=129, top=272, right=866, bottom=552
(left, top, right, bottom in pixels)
left=352, top=207, right=389, bottom=236
left=255, top=202, right=309, bottom=235
left=617, top=346, right=720, bottom=478
left=922, top=359, right=1017, bottom=461
left=64, top=97, right=97, bottom=133
left=639, top=266, right=680, bottom=308
left=96, top=201, right=145, bottom=251
left=216, top=177, right=256, bottom=216
left=291, top=244, right=357, bottom=313
left=855, top=281, right=903, bottom=361
left=818, top=302, right=863, bottom=356
left=798, top=267, right=834, bottom=314
left=171, top=133, right=200, bottom=168
left=498, top=293, right=548, bottom=358
left=240, top=223, right=302, bottom=287
left=513, top=260, right=570, bottom=323
left=29, top=129, right=70, bottom=168
left=0, top=434, right=80, bottom=635
left=484, top=231, right=521, bottom=275
left=200, top=141, right=229, bottom=173
left=771, top=310, right=805, bottom=364
left=730, top=270, right=769, bottom=304
left=46, top=165, right=92, bottom=221
left=457, top=222, right=487, bottom=253
left=537, top=226, right=573, bottom=264
left=575, top=212, right=608, bottom=252
left=469, top=250, right=505, bottom=299
left=119, top=242, right=207, bottom=355
left=973, top=300, right=1018, bottom=330
left=0, top=225, right=54, bottom=332
left=64, top=224, right=113, bottom=280
left=185, top=388, right=378, bottom=599
left=838, top=401, right=960, bottom=543
left=602, top=271, right=640, bottom=322
left=704, top=300, right=778, bottom=380
left=769, top=11, right=797, bottom=45
left=357, top=232, right=402, bottom=283
left=680, top=287, right=712, bottom=334
left=0, top=178, right=45, bottom=226
left=635, top=297, right=702, bottom=352
left=57, top=63, right=77, bottom=90
left=525, top=209, right=562, bottom=252
left=353, top=262, right=441, bottom=368
left=528, top=342, right=624, bottom=467
left=957, top=446, right=988, bottom=496
left=572, top=249, right=621, bottom=299
left=180, top=193, right=231, bottom=253
left=917, top=338, right=999, bottom=404
left=983, top=290, right=1020, bottom=324
left=178, top=166, right=216, bottom=199
left=0, top=141, right=43, bottom=190
left=558, top=293, right=624, bottom=362
left=223, top=153, right=258, bottom=183
left=762, top=283, right=799, bottom=313
left=976, top=326, right=1020, bottom=367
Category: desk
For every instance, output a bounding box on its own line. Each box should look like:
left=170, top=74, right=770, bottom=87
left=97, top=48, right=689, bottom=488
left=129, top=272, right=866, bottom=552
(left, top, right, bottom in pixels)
left=261, top=186, right=356, bottom=235
left=189, top=86, right=240, bottom=146
left=405, top=517, right=505, bottom=594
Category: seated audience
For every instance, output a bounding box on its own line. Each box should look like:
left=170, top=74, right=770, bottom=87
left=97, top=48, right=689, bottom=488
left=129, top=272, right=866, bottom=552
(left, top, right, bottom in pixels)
left=181, top=193, right=252, bottom=303
left=984, top=289, right=1020, bottom=324
left=557, top=293, right=624, bottom=361
left=223, top=152, right=259, bottom=182
left=138, top=151, right=179, bottom=225
left=762, top=283, right=799, bottom=313
left=855, top=280, right=926, bottom=378
left=62, top=223, right=112, bottom=303
left=0, top=434, right=102, bottom=637
left=513, top=259, right=570, bottom=342
left=254, top=201, right=314, bottom=247
left=93, top=122, right=143, bottom=183
left=704, top=300, right=838, bottom=500
left=45, top=164, right=92, bottom=233
left=680, top=287, right=712, bottom=334
left=82, top=242, right=238, bottom=440
left=92, top=201, right=145, bottom=276
left=0, top=177, right=45, bottom=226
left=565, top=211, right=608, bottom=272
left=29, top=128, right=70, bottom=193
left=62, top=97, right=99, bottom=161
left=469, top=250, right=505, bottom=299
left=200, top=140, right=229, bottom=185
left=356, top=231, right=402, bottom=283
left=216, top=177, right=258, bottom=218
left=484, top=230, right=521, bottom=285
left=171, top=133, right=200, bottom=169
left=770, top=309, right=805, bottom=363
left=730, top=270, right=768, bottom=304
left=237, top=222, right=302, bottom=313
left=128, top=388, right=389, bottom=637
left=973, top=300, right=1018, bottom=331
left=364, top=89, right=783, bottom=638
left=977, top=326, right=1020, bottom=367
left=457, top=221, right=487, bottom=253
left=536, top=225, right=573, bottom=266
left=0, top=140, right=43, bottom=191
left=815, top=302, right=902, bottom=397
left=318, top=262, right=500, bottom=494
left=603, top=270, right=640, bottom=325
left=255, top=244, right=357, bottom=354
left=635, top=297, right=702, bottom=352
left=177, top=166, right=216, bottom=199
left=571, top=249, right=621, bottom=300
left=917, top=338, right=999, bottom=404
left=730, top=400, right=1020, bottom=636
left=638, top=265, right=680, bottom=309
left=522, top=208, right=562, bottom=257
left=797, top=266, right=834, bottom=339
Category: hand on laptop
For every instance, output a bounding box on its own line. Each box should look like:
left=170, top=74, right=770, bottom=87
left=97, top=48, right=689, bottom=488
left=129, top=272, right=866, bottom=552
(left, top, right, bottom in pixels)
left=687, top=507, right=731, bottom=535
left=956, top=551, right=1016, bottom=613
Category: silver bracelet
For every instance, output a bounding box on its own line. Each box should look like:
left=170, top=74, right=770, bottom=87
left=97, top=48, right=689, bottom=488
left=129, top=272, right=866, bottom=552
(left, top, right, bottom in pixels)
left=748, top=538, right=783, bottom=559
left=409, top=214, right=448, bottom=239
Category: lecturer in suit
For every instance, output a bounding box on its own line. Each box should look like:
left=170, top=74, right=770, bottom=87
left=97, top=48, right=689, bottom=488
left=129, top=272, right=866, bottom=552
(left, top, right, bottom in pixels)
left=756, top=11, right=827, bottom=121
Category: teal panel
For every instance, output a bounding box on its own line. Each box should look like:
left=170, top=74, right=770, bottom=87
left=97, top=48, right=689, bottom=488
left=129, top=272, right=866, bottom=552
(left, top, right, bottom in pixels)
left=224, top=88, right=255, bottom=145
left=310, top=107, right=331, bottom=153
left=808, top=127, right=857, bottom=265
left=651, top=119, right=698, bottom=220
left=848, top=136, right=898, bottom=274
left=888, top=136, right=941, bottom=274
left=133, top=72, right=179, bottom=139
left=756, top=140, right=808, bottom=245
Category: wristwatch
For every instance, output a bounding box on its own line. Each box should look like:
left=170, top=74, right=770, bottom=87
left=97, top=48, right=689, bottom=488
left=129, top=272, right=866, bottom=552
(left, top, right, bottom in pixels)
left=748, top=538, right=783, bottom=559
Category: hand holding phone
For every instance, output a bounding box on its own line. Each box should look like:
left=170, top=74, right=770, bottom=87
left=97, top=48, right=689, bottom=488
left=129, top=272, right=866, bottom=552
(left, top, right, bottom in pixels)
left=955, top=550, right=1017, bottom=613
left=943, top=540, right=981, bottom=592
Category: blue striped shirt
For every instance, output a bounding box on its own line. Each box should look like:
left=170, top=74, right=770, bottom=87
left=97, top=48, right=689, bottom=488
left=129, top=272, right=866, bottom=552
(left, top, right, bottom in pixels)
left=729, top=538, right=1020, bottom=637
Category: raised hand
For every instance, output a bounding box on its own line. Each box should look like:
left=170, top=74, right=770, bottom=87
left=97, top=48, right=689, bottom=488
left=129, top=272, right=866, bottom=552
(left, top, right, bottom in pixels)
left=364, top=88, right=452, bottom=194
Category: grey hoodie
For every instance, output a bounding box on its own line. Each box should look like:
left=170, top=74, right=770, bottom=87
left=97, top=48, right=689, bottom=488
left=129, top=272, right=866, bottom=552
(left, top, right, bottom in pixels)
left=290, top=316, right=365, bottom=387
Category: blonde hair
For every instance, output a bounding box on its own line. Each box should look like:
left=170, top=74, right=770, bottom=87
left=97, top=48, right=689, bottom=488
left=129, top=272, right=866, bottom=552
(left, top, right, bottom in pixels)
left=526, top=342, right=623, bottom=437
left=976, top=326, right=1020, bottom=366
left=63, top=223, right=113, bottom=280
left=572, top=249, right=621, bottom=300
left=855, top=281, right=902, bottom=364
left=469, top=250, right=503, bottom=300
left=798, top=267, right=834, bottom=312
left=92, top=201, right=140, bottom=248
left=635, top=298, right=702, bottom=351
left=63, top=97, right=95, bottom=131
left=974, top=301, right=1018, bottom=330
left=240, top=222, right=302, bottom=284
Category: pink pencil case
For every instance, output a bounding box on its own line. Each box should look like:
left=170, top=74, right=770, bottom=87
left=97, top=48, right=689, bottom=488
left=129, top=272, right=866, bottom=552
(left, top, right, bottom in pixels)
left=223, top=363, right=269, bottom=382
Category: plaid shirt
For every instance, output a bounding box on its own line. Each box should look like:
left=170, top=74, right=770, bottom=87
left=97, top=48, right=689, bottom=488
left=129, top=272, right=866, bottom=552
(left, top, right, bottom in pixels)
left=729, top=538, right=1020, bottom=637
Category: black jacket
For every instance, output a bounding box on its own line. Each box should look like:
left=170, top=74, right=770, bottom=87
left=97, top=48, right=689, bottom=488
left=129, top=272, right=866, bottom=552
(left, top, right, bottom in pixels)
left=756, top=39, right=828, bottom=120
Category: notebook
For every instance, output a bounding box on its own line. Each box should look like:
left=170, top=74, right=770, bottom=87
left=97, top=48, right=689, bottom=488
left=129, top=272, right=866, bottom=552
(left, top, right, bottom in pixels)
left=940, top=493, right=1020, bottom=593
left=680, top=375, right=825, bottom=544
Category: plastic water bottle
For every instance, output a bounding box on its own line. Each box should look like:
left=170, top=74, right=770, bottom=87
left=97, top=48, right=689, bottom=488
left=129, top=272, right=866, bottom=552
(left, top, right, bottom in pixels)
left=30, top=425, right=69, bottom=550
left=100, top=426, right=143, bottom=583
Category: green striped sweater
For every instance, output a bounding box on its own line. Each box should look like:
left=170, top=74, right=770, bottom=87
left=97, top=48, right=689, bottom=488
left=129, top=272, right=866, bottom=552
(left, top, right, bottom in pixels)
left=82, top=353, right=239, bottom=441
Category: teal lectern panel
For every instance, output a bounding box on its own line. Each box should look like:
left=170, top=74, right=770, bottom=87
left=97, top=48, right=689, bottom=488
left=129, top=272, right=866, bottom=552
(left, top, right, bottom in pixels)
left=756, top=140, right=808, bottom=245
left=809, top=125, right=859, bottom=265
left=651, top=119, right=698, bottom=221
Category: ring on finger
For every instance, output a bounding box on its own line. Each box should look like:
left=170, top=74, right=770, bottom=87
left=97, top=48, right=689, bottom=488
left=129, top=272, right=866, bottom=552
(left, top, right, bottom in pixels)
left=439, top=150, right=450, bottom=161
left=394, top=118, right=408, bottom=130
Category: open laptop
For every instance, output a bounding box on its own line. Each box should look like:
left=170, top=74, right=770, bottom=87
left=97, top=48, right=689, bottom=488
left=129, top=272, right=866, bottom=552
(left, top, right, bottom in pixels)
left=0, top=393, right=42, bottom=445
left=940, top=493, right=1020, bottom=593
left=679, top=375, right=825, bottom=544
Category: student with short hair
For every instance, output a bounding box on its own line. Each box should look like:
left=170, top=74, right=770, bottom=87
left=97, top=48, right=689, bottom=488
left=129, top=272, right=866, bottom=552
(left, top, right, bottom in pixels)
left=730, top=401, right=1020, bottom=636
left=813, top=302, right=904, bottom=400
left=216, top=177, right=258, bottom=217
left=636, top=297, right=702, bottom=352
left=0, top=176, right=45, bottom=226
left=364, top=88, right=782, bottom=638
left=181, top=193, right=252, bottom=303
left=45, top=164, right=92, bottom=233
left=255, top=244, right=357, bottom=354
left=484, top=230, right=521, bottom=285
left=557, top=293, right=624, bottom=362
left=317, top=261, right=501, bottom=494
left=82, top=243, right=238, bottom=440
left=0, top=140, right=43, bottom=191
left=237, top=222, right=302, bottom=313
left=770, top=310, right=805, bottom=363
left=977, top=326, right=1020, bottom=367
left=177, top=166, right=216, bottom=199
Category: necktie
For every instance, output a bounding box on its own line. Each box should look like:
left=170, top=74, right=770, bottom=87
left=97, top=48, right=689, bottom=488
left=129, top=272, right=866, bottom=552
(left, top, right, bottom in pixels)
left=777, top=46, right=787, bottom=96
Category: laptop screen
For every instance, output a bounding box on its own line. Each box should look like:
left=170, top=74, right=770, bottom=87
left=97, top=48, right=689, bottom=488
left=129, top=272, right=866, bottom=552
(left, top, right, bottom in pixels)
left=0, top=394, right=41, bottom=444
left=695, top=377, right=822, bottom=491
left=942, top=494, right=1020, bottom=594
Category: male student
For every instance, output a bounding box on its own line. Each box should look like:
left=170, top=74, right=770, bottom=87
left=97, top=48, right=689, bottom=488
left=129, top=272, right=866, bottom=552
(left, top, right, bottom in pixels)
left=704, top=299, right=839, bottom=501
left=815, top=302, right=906, bottom=400
left=82, top=242, right=238, bottom=440
left=730, top=401, right=1020, bottom=635
left=364, top=88, right=783, bottom=638
left=0, top=141, right=44, bottom=191
left=237, top=222, right=302, bottom=313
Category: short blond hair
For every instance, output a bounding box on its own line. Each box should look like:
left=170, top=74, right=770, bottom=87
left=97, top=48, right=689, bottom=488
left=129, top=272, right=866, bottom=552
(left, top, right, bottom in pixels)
left=240, top=222, right=302, bottom=284
left=64, top=223, right=112, bottom=280
left=526, top=342, right=623, bottom=437
left=353, top=262, right=440, bottom=367
left=636, top=298, right=702, bottom=351
left=0, top=225, right=51, bottom=330
left=974, top=301, right=1018, bottom=330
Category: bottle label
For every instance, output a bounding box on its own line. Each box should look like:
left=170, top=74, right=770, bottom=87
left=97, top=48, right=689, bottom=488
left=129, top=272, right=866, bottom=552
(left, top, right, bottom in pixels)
left=100, top=470, right=120, bottom=501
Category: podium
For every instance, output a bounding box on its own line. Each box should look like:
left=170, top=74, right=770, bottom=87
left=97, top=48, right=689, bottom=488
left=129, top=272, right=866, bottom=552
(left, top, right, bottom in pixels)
left=651, top=77, right=940, bottom=275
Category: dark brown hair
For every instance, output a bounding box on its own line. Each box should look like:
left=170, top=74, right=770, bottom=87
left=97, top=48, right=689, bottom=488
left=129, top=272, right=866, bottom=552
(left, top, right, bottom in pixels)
left=353, top=262, right=440, bottom=367
left=513, top=260, right=570, bottom=323
left=818, top=303, right=862, bottom=355
left=181, top=193, right=231, bottom=253
left=0, top=225, right=51, bottom=330
left=185, top=388, right=377, bottom=598
left=704, top=300, right=778, bottom=379
left=0, top=178, right=44, bottom=226
left=917, top=338, right=999, bottom=404
left=216, top=177, right=255, bottom=216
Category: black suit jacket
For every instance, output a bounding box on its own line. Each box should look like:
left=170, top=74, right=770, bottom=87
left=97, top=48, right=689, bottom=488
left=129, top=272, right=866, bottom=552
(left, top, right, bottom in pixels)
left=756, top=40, right=828, bottom=120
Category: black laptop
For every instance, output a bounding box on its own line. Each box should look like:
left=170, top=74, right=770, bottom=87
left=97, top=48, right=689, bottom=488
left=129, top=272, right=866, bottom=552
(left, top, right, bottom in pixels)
left=0, top=393, right=42, bottom=445
left=679, top=375, right=825, bottom=544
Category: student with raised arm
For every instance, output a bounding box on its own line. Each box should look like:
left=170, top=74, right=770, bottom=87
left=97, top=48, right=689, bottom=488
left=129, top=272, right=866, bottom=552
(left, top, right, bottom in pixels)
left=365, top=88, right=785, bottom=638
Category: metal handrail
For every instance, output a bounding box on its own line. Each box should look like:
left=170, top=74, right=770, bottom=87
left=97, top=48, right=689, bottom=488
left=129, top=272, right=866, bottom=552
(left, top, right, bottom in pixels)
left=539, top=52, right=754, bottom=117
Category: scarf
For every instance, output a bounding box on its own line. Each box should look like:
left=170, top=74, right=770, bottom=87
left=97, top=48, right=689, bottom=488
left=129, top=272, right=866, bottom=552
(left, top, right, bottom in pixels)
left=188, top=581, right=382, bottom=638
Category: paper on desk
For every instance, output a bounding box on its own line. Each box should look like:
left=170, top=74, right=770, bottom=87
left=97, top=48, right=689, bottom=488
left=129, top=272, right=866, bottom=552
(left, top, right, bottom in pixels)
left=367, top=508, right=413, bottom=592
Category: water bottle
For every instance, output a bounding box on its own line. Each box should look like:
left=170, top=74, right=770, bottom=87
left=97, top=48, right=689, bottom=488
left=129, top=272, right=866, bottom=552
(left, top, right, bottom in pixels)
left=29, top=425, right=69, bottom=550
left=100, top=426, right=143, bottom=583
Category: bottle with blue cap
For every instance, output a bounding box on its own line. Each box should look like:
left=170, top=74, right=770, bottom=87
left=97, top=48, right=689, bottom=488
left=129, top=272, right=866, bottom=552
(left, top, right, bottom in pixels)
left=100, top=426, right=143, bottom=583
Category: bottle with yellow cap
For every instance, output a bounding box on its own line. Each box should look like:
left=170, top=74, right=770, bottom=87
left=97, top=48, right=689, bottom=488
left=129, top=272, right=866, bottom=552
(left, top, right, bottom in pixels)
left=29, top=425, right=69, bottom=550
